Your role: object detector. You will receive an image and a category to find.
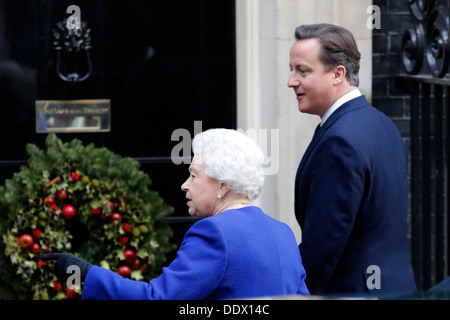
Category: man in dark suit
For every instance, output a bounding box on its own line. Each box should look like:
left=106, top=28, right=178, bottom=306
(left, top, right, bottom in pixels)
left=289, top=23, right=416, bottom=296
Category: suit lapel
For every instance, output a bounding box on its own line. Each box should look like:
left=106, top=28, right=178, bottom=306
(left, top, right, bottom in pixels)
left=295, top=95, right=370, bottom=181
left=296, top=123, right=324, bottom=176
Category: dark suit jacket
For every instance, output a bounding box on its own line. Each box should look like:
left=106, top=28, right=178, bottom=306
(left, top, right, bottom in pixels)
left=295, top=95, right=416, bottom=296
left=82, top=206, right=309, bottom=299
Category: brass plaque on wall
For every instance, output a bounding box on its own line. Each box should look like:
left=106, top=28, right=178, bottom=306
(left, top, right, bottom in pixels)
left=36, top=99, right=111, bottom=133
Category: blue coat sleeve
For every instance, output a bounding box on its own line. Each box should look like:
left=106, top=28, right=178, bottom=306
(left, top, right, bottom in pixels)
left=82, top=219, right=228, bottom=300
left=299, top=134, right=366, bottom=294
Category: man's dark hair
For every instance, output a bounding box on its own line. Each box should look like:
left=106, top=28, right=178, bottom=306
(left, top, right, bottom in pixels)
left=295, top=23, right=361, bottom=86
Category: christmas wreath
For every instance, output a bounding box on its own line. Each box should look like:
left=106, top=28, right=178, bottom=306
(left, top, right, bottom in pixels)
left=0, top=134, right=175, bottom=299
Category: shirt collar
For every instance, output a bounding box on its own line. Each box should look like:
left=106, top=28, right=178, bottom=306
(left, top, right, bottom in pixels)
left=320, top=88, right=362, bottom=127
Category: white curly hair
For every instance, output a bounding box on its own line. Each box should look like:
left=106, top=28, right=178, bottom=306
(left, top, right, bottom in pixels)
left=192, top=129, right=265, bottom=201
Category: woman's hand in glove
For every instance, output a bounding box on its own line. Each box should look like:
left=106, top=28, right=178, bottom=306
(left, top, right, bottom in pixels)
left=40, top=253, right=93, bottom=283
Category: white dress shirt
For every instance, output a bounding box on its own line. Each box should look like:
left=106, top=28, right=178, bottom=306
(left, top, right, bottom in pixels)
left=320, top=88, right=362, bottom=127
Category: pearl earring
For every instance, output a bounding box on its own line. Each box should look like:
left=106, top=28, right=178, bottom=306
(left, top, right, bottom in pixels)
left=217, top=194, right=222, bottom=199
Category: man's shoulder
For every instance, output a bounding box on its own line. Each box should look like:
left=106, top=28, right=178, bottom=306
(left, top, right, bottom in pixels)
left=329, top=99, right=396, bottom=133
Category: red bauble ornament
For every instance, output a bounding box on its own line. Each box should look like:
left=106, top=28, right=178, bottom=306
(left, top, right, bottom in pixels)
left=110, top=212, right=122, bottom=222
left=61, top=204, right=76, bottom=219
left=44, top=196, right=55, bottom=206
left=31, top=243, right=41, bottom=254
left=124, top=248, right=137, bottom=264
left=117, top=265, right=131, bottom=277
left=18, top=234, right=34, bottom=250
left=55, top=189, right=68, bottom=201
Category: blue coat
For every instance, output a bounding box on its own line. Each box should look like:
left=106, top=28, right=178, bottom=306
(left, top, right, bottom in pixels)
left=82, top=206, right=309, bottom=299
left=295, top=95, right=417, bottom=296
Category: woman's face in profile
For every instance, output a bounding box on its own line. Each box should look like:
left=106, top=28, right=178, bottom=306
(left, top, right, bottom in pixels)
left=181, top=154, right=220, bottom=218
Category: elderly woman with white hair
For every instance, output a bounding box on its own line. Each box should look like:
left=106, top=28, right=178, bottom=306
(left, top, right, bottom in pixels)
left=41, top=129, right=309, bottom=299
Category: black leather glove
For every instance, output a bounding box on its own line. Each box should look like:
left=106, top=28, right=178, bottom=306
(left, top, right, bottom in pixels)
left=40, top=253, right=93, bottom=283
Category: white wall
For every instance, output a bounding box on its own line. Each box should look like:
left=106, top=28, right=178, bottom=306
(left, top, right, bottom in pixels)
left=236, top=0, right=372, bottom=243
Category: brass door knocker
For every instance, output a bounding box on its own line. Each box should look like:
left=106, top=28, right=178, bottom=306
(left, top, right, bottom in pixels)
left=52, top=18, right=92, bottom=82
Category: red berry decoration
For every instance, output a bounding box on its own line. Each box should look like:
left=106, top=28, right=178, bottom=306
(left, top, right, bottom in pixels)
left=117, top=265, right=131, bottom=277
left=118, top=236, right=129, bottom=245
left=132, top=259, right=142, bottom=270
left=90, top=206, right=102, bottom=215
left=42, top=244, right=52, bottom=254
left=70, top=171, right=80, bottom=181
left=50, top=203, right=58, bottom=213
left=38, top=259, right=47, bottom=267
left=32, top=228, right=42, bottom=240
left=122, top=223, right=132, bottom=233
left=53, top=281, right=62, bottom=292
left=66, top=287, right=77, bottom=299
left=18, top=234, right=34, bottom=250
left=61, top=204, right=76, bottom=220
left=55, top=189, right=68, bottom=201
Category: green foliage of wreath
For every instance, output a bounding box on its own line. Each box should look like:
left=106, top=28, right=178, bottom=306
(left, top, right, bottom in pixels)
left=0, top=134, right=175, bottom=299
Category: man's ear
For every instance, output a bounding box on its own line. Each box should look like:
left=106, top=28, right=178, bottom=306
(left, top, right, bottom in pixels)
left=332, top=65, right=347, bottom=86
